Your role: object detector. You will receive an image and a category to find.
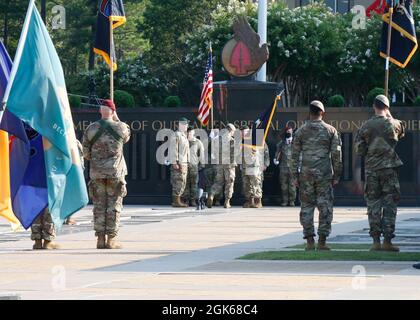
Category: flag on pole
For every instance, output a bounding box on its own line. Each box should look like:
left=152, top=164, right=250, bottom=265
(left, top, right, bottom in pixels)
left=243, top=94, right=282, bottom=149
left=380, top=0, right=418, bottom=68
left=0, top=41, right=21, bottom=229
left=197, top=49, right=213, bottom=127
left=94, top=0, right=126, bottom=71
left=0, top=40, right=48, bottom=229
left=2, top=0, right=88, bottom=228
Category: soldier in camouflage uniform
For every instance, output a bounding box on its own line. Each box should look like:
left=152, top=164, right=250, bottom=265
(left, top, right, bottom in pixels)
left=239, top=125, right=260, bottom=208
left=355, top=95, right=405, bottom=252
left=291, top=101, right=342, bottom=251
left=256, top=142, right=270, bottom=208
left=83, top=100, right=131, bottom=249
left=207, top=123, right=238, bottom=209
left=169, top=117, right=190, bottom=207
left=182, top=126, right=205, bottom=206
left=275, top=127, right=297, bottom=206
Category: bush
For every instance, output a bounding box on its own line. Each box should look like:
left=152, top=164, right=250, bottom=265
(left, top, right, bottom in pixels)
left=114, top=90, right=135, bottom=108
left=366, top=87, right=385, bottom=107
left=68, top=95, right=81, bottom=108
left=327, top=95, right=345, bottom=108
left=164, top=96, right=181, bottom=108
left=413, top=96, right=420, bottom=107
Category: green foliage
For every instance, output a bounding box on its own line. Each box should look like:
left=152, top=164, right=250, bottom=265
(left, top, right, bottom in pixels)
left=413, top=96, right=420, bottom=106
left=327, top=95, right=345, bottom=108
left=68, top=95, right=81, bottom=108
left=366, top=87, right=385, bottom=107
left=164, top=96, right=181, bottom=108
left=114, top=90, right=135, bottom=108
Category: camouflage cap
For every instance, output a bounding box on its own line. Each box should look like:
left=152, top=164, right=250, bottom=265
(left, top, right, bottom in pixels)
left=309, top=100, right=325, bottom=112
left=374, top=94, right=390, bottom=108
left=240, top=124, right=250, bottom=130
left=178, top=117, right=189, bottom=124
left=227, top=123, right=236, bottom=132
left=187, top=125, right=194, bottom=131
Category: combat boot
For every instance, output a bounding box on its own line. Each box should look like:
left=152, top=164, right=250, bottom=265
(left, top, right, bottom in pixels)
left=96, top=234, right=106, bottom=249
left=106, top=236, right=122, bottom=249
left=207, top=194, right=214, bottom=208
left=317, top=235, right=330, bottom=251
left=382, top=237, right=399, bottom=252
left=305, top=236, right=315, bottom=251
left=255, top=198, right=263, bottom=208
left=224, top=198, right=231, bottom=208
left=288, top=202, right=295, bottom=207
left=172, top=196, right=188, bottom=208
left=370, top=235, right=381, bottom=251
left=33, top=239, right=43, bottom=250
left=249, top=197, right=258, bottom=208
left=43, top=240, right=61, bottom=250
left=242, top=199, right=250, bottom=208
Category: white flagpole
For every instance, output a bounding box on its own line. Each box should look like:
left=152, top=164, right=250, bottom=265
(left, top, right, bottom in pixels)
left=2, top=0, right=35, bottom=108
left=257, top=0, right=267, bottom=82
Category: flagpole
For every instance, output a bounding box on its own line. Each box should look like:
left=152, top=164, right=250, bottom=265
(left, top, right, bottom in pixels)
left=209, top=41, right=213, bottom=130
left=384, top=0, right=394, bottom=98
left=110, top=19, right=114, bottom=101
left=2, top=0, right=35, bottom=107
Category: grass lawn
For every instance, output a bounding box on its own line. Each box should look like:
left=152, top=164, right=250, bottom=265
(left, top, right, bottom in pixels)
left=285, top=243, right=420, bottom=250
left=238, top=250, right=420, bottom=261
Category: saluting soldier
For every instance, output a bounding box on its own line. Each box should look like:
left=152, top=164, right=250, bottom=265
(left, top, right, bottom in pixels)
left=355, top=95, right=405, bottom=252
left=182, top=126, right=205, bottom=206
left=169, top=117, right=190, bottom=207
left=207, top=123, right=238, bottom=209
left=290, top=101, right=342, bottom=251
left=275, top=126, right=297, bottom=207
left=82, top=100, right=131, bottom=249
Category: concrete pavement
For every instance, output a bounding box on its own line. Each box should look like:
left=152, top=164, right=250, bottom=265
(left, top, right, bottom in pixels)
left=0, top=206, right=419, bottom=299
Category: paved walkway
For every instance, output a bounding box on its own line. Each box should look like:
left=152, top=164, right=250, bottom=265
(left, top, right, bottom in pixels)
left=0, top=206, right=419, bottom=299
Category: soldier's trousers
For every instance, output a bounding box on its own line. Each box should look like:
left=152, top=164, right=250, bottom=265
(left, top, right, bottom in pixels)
left=183, top=165, right=199, bottom=201
left=298, top=177, right=333, bottom=239
left=88, top=178, right=127, bottom=237
left=211, top=165, right=236, bottom=199
left=171, top=164, right=188, bottom=197
left=242, top=170, right=262, bottom=198
left=280, top=167, right=296, bottom=205
left=31, top=208, right=55, bottom=241
left=364, top=168, right=400, bottom=239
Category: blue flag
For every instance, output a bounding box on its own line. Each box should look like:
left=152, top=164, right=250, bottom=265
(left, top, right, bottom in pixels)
left=3, top=1, right=88, bottom=228
left=0, top=40, right=48, bottom=229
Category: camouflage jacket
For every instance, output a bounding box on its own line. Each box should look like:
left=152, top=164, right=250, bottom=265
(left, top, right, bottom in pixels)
left=82, top=119, right=131, bottom=179
left=291, top=119, right=343, bottom=182
left=169, top=131, right=190, bottom=165
left=213, top=132, right=237, bottom=167
left=275, top=139, right=293, bottom=168
left=189, top=137, right=205, bottom=169
left=355, top=115, right=405, bottom=172
left=260, top=143, right=270, bottom=170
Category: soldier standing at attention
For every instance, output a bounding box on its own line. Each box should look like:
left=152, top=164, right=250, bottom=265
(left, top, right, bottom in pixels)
left=182, top=126, right=205, bottom=206
left=169, top=117, right=190, bottom=208
left=256, top=142, right=270, bottom=208
left=207, top=123, right=237, bottom=209
left=290, top=101, right=342, bottom=251
left=82, top=100, right=131, bottom=249
left=275, top=126, right=297, bottom=207
left=355, top=95, right=405, bottom=252
left=239, top=125, right=260, bottom=209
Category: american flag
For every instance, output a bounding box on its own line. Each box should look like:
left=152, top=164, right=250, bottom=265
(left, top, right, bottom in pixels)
left=197, top=50, right=213, bottom=126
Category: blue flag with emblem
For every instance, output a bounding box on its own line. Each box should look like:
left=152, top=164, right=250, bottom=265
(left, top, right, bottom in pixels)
left=2, top=0, right=88, bottom=228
